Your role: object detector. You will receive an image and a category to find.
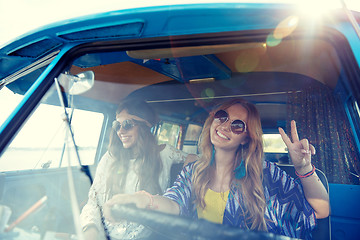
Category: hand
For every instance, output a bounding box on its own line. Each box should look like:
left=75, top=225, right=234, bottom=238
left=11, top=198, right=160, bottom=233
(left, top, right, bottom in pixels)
left=103, top=192, right=151, bottom=222
left=83, top=226, right=98, bottom=240
left=278, top=120, right=316, bottom=174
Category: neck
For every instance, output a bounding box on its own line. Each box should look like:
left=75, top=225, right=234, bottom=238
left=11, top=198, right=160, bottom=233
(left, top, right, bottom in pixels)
left=214, top=148, right=236, bottom=171
left=210, top=148, right=236, bottom=192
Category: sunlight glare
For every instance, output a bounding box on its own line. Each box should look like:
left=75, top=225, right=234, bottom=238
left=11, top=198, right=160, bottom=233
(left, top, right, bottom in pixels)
left=273, top=16, right=299, bottom=39
left=296, top=0, right=342, bottom=19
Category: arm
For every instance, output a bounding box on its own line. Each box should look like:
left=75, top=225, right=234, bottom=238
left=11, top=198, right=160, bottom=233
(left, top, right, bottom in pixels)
left=80, top=153, right=112, bottom=239
left=279, top=120, right=330, bottom=219
left=103, top=162, right=195, bottom=222
left=103, top=192, right=180, bottom=222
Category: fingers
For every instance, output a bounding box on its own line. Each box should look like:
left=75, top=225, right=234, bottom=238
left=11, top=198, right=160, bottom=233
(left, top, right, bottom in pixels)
left=310, top=144, right=316, bottom=155
left=299, top=140, right=316, bottom=156
left=298, top=138, right=316, bottom=154
left=106, top=195, right=120, bottom=206
left=278, top=120, right=299, bottom=146
left=279, top=120, right=315, bottom=149
left=278, top=127, right=292, bottom=147
left=290, top=120, right=300, bottom=142
left=103, top=194, right=126, bottom=223
left=300, top=138, right=309, bottom=151
left=300, top=138, right=315, bottom=155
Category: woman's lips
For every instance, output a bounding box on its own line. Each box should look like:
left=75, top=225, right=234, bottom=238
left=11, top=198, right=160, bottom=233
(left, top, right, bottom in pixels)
left=120, top=135, right=131, bottom=142
left=216, top=130, right=229, bottom=140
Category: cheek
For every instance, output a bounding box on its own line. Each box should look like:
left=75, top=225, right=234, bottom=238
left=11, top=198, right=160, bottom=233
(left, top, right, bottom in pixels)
left=209, top=123, right=216, bottom=142
left=133, top=131, right=139, bottom=141
left=239, top=133, right=249, bottom=145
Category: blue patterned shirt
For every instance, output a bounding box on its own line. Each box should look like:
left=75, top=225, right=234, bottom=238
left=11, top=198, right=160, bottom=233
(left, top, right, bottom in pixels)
left=163, top=161, right=316, bottom=239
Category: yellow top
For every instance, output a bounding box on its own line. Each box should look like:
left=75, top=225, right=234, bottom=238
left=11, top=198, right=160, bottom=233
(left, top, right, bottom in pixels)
left=197, top=188, right=230, bottom=224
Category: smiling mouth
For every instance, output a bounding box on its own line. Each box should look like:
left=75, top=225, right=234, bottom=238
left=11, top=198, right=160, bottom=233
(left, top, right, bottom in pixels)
left=216, top=130, right=229, bottom=140
left=121, top=135, right=131, bottom=141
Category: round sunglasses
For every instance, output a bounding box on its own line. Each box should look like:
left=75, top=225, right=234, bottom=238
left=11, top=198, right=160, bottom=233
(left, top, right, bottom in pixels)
left=112, top=119, right=136, bottom=132
left=214, top=109, right=247, bottom=134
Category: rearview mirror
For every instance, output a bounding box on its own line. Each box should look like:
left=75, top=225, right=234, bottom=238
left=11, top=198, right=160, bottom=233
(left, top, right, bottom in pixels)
left=58, top=71, right=94, bottom=95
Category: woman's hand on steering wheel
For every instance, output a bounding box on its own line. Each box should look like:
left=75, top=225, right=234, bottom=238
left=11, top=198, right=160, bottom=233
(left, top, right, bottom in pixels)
left=103, top=192, right=151, bottom=222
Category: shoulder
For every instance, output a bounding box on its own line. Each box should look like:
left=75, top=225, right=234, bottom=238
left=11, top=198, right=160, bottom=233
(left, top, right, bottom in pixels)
left=160, top=144, right=178, bottom=153
left=184, top=153, right=199, bottom=166
left=176, top=161, right=196, bottom=179
left=263, top=160, right=276, bottom=170
left=96, top=151, right=115, bottom=170
left=160, top=144, right=189, bottom=162
left=263, top=160, right=284, bottom=174
left=184, top=160, right=197, bottom=170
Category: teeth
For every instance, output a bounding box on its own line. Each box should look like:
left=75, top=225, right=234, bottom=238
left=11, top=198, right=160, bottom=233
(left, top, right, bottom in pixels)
left=121, top=136, right=130, bottom=141
left=217, top=131, right=229, bottom=140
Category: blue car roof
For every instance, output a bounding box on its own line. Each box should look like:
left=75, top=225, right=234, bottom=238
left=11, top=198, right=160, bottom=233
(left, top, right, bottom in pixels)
left=0, top=3, right=359, bottom=81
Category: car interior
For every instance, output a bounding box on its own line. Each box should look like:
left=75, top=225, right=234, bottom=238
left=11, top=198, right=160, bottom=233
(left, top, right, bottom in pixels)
left=0, top=24, right=359, bottom=239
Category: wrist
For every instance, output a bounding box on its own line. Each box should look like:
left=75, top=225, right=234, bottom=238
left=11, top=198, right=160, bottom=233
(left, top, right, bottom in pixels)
left=295, top=164, right=313, bottom=175
left=295, top=164, right=315, bottom=178
left=136, top=190, right=158, bottom=209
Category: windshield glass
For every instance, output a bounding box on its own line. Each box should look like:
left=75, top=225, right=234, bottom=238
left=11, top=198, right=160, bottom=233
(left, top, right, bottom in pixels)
left=0, top=8, right=359, bottom=239
left=0, top=63, right=50, bottom=127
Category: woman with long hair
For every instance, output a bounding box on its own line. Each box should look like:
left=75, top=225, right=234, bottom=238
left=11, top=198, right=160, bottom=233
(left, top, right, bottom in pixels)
left=104, top=98, right=329, bottom=239
left=80, top=98, right=195, bottom=240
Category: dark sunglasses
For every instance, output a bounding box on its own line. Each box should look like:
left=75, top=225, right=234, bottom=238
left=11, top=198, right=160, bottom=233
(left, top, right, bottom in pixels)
left=112, top=119, right=136, bottom=132
left=214, top=110, right=247, bottom=134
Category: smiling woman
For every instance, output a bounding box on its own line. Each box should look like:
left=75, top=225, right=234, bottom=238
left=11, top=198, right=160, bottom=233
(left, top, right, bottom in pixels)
left=103, top=98, right=329, bottom=240
left=79, top=98, right=194, bottom=240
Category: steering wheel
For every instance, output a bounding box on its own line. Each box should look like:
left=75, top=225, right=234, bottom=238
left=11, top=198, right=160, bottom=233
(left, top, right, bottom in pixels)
left=111, top=204, right=294, bottom=240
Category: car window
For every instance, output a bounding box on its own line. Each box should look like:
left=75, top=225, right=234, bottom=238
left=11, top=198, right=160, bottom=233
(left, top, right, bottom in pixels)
left=263, top=134, right=287, bottom=153
left=156, top=121, right=182, bottom=148
left=182, top=124, right=202, bottom=154
left=0, top=53, right=54, bottom=127
left=0, top=85, right=103, bottom=171
left=0, top=87, right=23, bottom=127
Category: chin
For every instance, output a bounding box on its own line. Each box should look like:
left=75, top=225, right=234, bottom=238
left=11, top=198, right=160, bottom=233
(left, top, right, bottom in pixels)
left=122, top=142, right=135, bottom=149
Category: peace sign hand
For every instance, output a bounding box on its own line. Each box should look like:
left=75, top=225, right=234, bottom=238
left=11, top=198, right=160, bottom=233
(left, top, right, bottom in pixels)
left=278, top=120, right=315, bottom=174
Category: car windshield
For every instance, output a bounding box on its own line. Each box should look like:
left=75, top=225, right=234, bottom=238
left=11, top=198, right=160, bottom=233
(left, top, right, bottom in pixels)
left=0, top=3, right=359, bottom=240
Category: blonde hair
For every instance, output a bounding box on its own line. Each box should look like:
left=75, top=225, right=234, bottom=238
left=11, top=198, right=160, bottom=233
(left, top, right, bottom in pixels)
left=193, top=98, right=267, bottom=231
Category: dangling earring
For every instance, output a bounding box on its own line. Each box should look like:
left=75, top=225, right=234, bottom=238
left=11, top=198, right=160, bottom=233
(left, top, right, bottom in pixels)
left=210, top=145, right=215, bottom=165
left=234, top=145, right=246, bottom=179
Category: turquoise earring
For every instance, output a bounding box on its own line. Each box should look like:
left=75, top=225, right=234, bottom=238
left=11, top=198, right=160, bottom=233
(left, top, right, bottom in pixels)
left=234, top=146, right=246, bottom=179
left=210, top=145, right=215, bottom=165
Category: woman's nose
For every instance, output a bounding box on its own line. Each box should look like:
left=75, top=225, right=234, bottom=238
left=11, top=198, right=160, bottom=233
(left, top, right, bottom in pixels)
left=118, top=128, right=123, bottom=134
left=219, top=120, right=231, bottom=132
left=118, top=125, right=127, bottom=134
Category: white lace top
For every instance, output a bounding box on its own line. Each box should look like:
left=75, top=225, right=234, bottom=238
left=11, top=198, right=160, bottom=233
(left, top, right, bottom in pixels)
left=80, top=144, right=189, bottom=239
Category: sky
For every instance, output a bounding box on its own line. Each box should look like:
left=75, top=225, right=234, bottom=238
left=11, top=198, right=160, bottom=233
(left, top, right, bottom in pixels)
left=0, top=0, right=359, bottom=47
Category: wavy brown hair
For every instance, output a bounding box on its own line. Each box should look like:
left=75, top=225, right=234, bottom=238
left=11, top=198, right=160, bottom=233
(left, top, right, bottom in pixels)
left=107, top=99, right=162, bottom=196
left=193, top=98, right=266, bottom=231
